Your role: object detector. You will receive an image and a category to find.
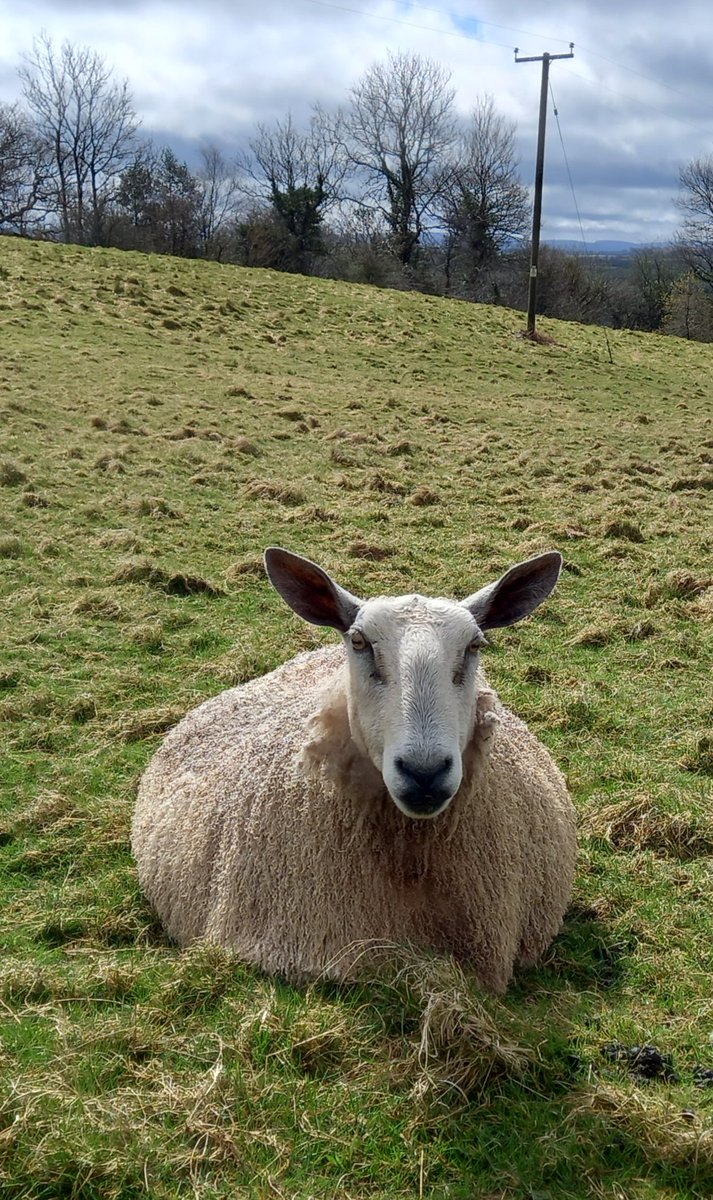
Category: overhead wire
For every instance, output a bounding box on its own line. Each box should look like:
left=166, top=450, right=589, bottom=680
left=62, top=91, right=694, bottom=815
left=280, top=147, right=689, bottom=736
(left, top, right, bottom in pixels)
left=548, top=80, right=589, bottom=251
left=300, top=0, right=713, bottom=129
left=300, top=0, right=514, bottom=48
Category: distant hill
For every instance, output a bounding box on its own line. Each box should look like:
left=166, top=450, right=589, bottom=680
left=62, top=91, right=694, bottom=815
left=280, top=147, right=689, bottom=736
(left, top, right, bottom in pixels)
left=544, top=239, right=665, bottom=254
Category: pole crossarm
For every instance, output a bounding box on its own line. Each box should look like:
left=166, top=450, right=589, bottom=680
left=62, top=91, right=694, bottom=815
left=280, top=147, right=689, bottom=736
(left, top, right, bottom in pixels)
left=515, top=44, right=574, bottom=336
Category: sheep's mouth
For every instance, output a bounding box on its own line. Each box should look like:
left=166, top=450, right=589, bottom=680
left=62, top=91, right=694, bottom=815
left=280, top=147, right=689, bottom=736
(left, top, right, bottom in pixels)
left=389, top=788, right=455, bottom=820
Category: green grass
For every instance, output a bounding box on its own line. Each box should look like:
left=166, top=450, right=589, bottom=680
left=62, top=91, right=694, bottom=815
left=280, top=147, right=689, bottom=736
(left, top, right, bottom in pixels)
left=1, top=237, right=712, bottom=1198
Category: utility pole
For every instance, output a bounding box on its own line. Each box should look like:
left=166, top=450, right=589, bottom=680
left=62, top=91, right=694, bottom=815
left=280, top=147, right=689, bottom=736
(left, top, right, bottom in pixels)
left=515, top=44, right=574, bottom=337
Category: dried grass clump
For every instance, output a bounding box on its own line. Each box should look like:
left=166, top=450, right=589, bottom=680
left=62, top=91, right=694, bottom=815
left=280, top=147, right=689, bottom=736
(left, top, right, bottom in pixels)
left=575, top=1083, right=713, bottom=1172
left=0, top=534, right=23, bottom=558
left=8, top=790, right=82, bottom=836
left=679, top=731, right=713, bottom=776
left=22, top=489, right=49, bottom=508
left=130, top=496, right=183, bottom=519
left=669, top=474, right=713, bottom=491
left=370, top=472, right=406, bottom=495
left=408, top=486, right=440, bottom=507
left=129, top=621, right=164, bottom=650
left=233, top=436, right=261, bottom=456
left=245, top=481, right=305, bottom=506
left=96, top=528, right=143, bottom=552
left=583, top=795, right=713, bottom=858
left=625, top=620, right=656, bottom=641
left=570, top=622, right=618, bottom=648
left=644, top=568, right=712, bottom=606
left=70, top=592, right=124, bottom=620
left=522, top=664, right=552, bottom=684
left=111, top=555, right=166, bottom=587
left=330, top=446, right=358, bottom=466
left=359, top=944, right=531, bottom=1100
left=602, top=518, right=644, bottom=543
left=164, top=572, right=224, bottom=597
left=348, top=540, right=395, bottom=561
left=225, top=557, right=264, bottom=582
left=113, top=703, right=186, bottom=742
left=693, top=588, right=713, bottom=620
left=0, top=458, right=28, bottom=486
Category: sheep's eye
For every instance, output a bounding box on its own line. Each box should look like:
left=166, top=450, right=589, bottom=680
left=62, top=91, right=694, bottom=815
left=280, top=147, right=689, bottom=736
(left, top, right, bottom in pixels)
left=467, top=636, right=485, bottom=655
left=350, top=630, right=369, bottom=652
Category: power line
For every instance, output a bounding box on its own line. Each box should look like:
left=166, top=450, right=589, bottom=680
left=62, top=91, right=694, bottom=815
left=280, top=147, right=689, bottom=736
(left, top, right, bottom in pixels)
left=567, top=68, right=710, bottom=135
left=300, top=0, right=513, bottom=49
left=548, top=81, right=589, bottom=251
left=301, top=0, right=713, bottom=127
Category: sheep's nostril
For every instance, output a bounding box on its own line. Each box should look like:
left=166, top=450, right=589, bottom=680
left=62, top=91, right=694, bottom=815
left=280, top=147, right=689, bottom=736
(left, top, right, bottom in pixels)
left=396, top=755, right=453, bottom=790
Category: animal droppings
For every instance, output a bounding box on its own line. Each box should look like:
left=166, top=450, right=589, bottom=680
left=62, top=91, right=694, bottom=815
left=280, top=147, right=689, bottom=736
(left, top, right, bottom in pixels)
left=601, top=1042, right=679, bottom=1082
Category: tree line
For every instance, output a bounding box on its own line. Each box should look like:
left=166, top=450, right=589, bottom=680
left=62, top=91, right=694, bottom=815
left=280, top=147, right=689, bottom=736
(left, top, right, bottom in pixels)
left=3, top=34, right=713, bottom=341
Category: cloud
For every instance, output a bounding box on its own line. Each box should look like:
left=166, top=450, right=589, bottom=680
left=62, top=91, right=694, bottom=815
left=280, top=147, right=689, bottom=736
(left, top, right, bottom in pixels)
left=1, top=0, right=712, bottom=242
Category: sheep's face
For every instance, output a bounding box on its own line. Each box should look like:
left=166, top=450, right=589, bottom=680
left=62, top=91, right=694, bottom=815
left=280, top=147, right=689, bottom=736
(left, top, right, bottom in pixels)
left=342, top=595, right=485, bottom=817
left=264, top=546, right=563, bottom=820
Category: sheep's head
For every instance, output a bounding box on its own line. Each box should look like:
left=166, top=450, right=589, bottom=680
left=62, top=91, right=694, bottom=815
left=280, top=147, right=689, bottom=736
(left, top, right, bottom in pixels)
left=264, top=547, right=562, bottom=820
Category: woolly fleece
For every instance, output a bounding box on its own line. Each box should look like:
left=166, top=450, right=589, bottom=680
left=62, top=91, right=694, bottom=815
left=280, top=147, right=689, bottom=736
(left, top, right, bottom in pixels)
left=132, top=644, right=576, bottom=993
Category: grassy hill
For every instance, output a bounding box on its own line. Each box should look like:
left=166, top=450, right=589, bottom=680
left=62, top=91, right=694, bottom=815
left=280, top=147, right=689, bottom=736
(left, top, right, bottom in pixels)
left=1, top=236, right=712, bottom=1199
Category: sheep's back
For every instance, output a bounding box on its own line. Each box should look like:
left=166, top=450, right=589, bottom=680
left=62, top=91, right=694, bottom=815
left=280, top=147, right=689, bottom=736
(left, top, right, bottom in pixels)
left=132, top=645, right=347, bottom=953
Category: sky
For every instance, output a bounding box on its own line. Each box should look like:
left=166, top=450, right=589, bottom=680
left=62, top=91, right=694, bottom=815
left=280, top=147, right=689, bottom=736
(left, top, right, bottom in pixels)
left=2, top=0, right=713, bottom=246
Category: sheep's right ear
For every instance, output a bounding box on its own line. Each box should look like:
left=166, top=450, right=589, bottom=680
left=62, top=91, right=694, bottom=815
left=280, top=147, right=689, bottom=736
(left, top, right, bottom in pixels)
left=264, top=548, right=362, bottom=632
left=462, top=551, right=563, bottom=631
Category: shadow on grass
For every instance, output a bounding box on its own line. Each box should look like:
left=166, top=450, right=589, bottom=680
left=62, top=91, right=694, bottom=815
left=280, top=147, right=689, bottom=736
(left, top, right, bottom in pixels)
left=531, top=901, right=639, bottom=992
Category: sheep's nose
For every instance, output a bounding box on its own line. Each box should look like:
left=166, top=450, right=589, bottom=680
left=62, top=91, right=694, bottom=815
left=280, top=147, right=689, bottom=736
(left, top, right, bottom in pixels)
left=394, top=755, right=454, bottom=813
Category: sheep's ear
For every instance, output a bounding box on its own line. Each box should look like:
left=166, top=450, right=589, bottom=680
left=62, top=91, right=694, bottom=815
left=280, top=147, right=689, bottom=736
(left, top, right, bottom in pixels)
left=462, top=551, right=563, bottom=631
left=264, top=548, right=362, bottom=632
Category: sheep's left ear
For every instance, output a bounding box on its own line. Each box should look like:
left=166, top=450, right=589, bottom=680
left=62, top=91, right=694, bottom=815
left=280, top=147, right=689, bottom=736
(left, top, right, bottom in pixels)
left=264, top=547, right=363, bottom=632
left=462, top=551, right=563, bottom=631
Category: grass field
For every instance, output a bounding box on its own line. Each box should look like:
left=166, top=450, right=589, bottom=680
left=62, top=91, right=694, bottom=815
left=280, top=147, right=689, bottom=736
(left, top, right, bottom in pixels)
left=1, top=235, right=712, bottom=1199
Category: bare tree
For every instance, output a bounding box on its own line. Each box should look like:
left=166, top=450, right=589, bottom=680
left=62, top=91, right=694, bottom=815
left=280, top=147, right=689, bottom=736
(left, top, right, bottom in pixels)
left=0, top=102, right=51, bottom=232
left=197, top=144, right=243, bottom=260
left=436, top=96, right=529, bottom=297
left=240, top=110, right=345, bottom=271
left=340, top=51, right=455, bottom=267
left=19, top=33, right=139, bottom=244
left=675, top=156, right=713, bottom=290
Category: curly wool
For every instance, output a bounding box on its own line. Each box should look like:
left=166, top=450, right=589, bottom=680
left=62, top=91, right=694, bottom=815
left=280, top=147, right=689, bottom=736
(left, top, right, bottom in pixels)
left=132, top=644, right=576, bottom=993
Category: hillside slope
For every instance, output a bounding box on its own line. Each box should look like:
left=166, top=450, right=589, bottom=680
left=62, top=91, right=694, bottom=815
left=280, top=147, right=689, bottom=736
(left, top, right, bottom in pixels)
left=1, top=238, right=712, bottom=1199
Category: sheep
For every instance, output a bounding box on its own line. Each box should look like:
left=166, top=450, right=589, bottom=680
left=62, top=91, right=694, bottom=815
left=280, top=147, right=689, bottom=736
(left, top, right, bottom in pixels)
left=132, top=548, right=577, bottom=994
